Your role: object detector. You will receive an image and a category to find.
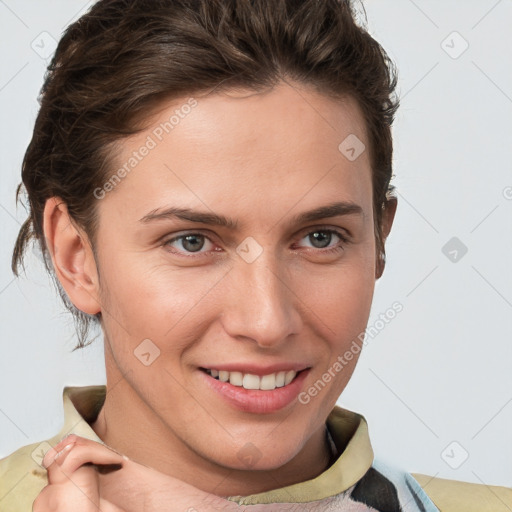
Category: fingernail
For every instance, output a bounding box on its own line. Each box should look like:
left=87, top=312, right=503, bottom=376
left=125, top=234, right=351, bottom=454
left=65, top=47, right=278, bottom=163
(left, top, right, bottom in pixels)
left=57, top=443, right=74, bottom=456
left=42, top=447, right=58, bottom=469
left=42, top=439, right=76, bottom=469
left=56, top=434, right=77, bottom=450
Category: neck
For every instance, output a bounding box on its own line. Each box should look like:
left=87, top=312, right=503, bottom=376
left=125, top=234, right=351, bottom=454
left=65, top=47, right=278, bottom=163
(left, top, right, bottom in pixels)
left=90, top=362, right=335, bottom=497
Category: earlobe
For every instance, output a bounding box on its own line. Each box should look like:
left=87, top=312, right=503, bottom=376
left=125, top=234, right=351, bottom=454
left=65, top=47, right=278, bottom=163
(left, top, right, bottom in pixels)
left=375, top=196, right=397, bottom=279
left=43, top=197, right=101, bottom=315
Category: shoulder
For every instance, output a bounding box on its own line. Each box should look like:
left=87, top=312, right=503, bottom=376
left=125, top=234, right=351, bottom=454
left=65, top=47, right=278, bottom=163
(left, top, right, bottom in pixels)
left=0, top=385, right=107, bottom=511
left=0, top=440, right=50, bottom=511
left=358, top=458, right=511, bottom=512
left=412, top=472, right=512, bottom=512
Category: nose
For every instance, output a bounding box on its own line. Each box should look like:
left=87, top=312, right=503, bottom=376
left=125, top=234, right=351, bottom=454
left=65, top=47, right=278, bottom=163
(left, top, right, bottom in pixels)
left=221, top=250, right=302, bottom=349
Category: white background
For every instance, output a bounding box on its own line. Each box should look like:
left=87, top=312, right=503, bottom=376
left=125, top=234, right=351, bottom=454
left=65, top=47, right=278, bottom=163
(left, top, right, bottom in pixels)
left=0, top=0, right=511, bottom=490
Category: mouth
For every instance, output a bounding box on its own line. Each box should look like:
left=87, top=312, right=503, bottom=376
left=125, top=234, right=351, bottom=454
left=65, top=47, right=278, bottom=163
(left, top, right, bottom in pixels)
left=199, top=367, right=308, bottom=391
left=199, top=365, right=311, bottom=413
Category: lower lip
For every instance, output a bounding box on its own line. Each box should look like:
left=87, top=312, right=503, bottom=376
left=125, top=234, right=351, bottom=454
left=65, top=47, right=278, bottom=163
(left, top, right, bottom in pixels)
left=199, top=369, right=311, bottom=414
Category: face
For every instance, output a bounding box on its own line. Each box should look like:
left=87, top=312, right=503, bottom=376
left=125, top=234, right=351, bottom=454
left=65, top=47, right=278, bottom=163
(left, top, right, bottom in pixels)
left=92, top=81, right=376, bottom=470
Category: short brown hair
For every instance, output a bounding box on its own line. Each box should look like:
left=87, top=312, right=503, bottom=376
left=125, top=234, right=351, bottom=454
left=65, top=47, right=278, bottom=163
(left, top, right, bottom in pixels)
left=12, top=0, right=399, bottom=349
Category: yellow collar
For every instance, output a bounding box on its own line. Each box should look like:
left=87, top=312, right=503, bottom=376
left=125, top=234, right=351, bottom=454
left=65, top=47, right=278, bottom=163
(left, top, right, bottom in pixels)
left=0, top=385, right=374, bottom=508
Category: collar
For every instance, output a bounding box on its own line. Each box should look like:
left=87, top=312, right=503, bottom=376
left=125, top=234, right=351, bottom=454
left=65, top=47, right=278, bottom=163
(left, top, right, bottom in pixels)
left=65, top=385, right=374, bottom=504
left=0, top=385, right=374, bottom=507
left=229, top=400, right=374, bottom=504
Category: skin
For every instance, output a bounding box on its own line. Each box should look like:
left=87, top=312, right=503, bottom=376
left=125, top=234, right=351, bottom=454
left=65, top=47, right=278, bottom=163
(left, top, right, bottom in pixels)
left=43, top=80, right=396, bottom=501
left=35, top=435, right=324, bottom=511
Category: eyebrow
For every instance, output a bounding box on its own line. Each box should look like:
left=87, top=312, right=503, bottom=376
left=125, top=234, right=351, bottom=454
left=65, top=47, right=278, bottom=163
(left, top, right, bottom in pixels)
left=138, top=201, right=363, bottom=229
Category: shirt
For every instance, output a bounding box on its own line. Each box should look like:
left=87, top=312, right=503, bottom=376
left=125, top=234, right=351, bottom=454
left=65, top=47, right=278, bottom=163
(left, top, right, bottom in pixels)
left=0, top=385, right=510, bottom=511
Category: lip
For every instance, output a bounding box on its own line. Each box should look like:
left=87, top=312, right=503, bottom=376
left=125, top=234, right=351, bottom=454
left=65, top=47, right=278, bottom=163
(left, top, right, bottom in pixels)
left=199, top=363, right=310, bottom=376
left=199, top=367, right=311, bottom=414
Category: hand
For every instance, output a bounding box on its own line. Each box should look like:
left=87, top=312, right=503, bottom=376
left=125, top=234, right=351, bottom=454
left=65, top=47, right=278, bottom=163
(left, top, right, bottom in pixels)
left=33, top=434, right=125, bottom=511
left=34, top=434, right=320, bottom=511
left=34, top=434, right=240, bottom=511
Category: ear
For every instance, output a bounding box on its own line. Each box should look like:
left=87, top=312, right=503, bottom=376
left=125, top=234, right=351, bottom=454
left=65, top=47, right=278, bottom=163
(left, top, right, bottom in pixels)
left=43, top=197, right=101, bottom=315
left=375, top=196, right=397, bottom=279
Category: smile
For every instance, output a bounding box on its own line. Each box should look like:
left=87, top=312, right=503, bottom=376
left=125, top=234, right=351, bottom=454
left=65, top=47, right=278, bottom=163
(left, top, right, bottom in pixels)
left=200, top=367, right=311, bottom=413
left=202, top=368, right=299, bottom=390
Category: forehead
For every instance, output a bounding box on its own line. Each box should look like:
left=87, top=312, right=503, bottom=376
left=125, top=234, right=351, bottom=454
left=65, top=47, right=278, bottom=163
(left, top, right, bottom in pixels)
left=101, top=81, right=373, bottom=226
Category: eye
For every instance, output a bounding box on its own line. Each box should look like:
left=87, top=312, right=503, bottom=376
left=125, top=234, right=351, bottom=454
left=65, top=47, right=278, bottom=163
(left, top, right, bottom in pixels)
left=296, top=228, right=348, bottom=254
left=162, top=228, right=349, bottom=257
left=164, top=233, right=217, bottom=255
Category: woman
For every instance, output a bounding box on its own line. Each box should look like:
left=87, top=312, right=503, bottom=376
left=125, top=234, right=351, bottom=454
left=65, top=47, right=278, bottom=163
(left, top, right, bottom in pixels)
left=0, top=0, right=510, bottom=510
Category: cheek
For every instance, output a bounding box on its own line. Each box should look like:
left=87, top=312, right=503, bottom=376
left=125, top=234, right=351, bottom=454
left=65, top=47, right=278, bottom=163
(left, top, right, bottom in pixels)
left=294, top=245, right=376, bottom=335
left=299, top=263, right=374, bottom=407
left=97, top=252, right=223, bottom=344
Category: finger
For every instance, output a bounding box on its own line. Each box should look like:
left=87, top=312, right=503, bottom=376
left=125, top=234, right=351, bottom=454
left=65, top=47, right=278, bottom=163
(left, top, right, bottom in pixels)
left=45, top=438, right=125, bottom=486
left=43, top=434, right=126, bottom=467
left=32, top=477, right=98, bottom=512
left=42, top=435, right=77, bottom=469
left=42, top=451, right=121, bottom=511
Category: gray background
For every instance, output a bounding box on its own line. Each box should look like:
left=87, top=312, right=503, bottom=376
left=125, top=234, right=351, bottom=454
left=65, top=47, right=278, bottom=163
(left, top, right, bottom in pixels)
left=0, top=0, right=511, bottom=489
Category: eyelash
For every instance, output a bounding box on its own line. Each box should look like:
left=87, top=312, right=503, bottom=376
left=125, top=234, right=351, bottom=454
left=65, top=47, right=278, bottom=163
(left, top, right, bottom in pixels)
left=161, top=227, right=350, bottom=258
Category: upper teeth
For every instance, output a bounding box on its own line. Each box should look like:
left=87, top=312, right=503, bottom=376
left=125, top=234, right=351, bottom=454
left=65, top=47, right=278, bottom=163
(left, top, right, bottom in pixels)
left=206, top=369, right=298, bottom=390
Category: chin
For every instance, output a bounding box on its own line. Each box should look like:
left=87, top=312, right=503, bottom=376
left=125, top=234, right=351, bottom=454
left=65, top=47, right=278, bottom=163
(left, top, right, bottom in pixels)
left=213, top=439, right=302, bottom=472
